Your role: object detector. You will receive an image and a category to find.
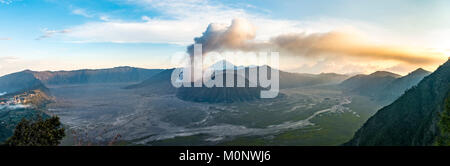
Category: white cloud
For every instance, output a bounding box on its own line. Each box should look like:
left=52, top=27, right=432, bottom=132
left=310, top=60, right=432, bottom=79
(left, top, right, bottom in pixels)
left=36, top=29, right=71, bottom=40
left=54, top=0, right=394, bottom=46
left=0, top=0, right=13, bottom=5
left=99, top=16, right=110, bottom=21
left=141, top=15, right=151, bottom=21
left=0, top=56, right=19, bottom=63
left=72, top=8, right=93, bottom=18
left=0, top=56, right=19, bottom=72
left=52, top=0, right=312, bottom=44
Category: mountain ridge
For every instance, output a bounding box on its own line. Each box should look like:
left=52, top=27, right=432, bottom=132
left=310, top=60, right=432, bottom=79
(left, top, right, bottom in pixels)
left=340, top=68, right=430, bottom=105
left=345, top=60, right=450, bottom=146
left=31, top=66, right=163, bottom=85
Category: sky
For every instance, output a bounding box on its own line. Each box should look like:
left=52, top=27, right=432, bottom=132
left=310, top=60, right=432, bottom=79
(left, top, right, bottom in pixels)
left=1, top=0, right=450, bottom=76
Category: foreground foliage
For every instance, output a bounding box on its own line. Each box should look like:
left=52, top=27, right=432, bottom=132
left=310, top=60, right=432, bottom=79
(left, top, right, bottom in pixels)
left=437, top=95, right=450, bottom=146
left=5, top=116, right=65, bottom=146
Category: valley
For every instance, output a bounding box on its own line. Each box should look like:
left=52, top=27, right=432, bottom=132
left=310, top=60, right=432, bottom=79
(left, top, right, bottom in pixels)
left=46, top=82, right=379, bottom=145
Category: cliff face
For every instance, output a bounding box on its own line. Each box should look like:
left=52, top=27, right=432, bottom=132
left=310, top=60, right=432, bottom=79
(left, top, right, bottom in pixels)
left=0, top=70, right=48, bottom=95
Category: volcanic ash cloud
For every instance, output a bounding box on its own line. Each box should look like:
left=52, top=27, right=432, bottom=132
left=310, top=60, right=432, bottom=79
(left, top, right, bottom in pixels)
left=186, top=18, right=446, bottom=66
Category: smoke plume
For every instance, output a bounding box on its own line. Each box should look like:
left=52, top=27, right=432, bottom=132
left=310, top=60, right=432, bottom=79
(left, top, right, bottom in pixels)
left=187, top=18, right=446, bottom=66
left=187, top=18, right=259, bottom=56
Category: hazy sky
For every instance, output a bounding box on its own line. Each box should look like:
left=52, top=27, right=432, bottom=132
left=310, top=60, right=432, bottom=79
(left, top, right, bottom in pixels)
left=1, top=0, right=450, bottom=76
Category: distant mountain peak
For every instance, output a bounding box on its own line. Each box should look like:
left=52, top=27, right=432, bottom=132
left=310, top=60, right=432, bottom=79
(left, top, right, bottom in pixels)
left=208, top=60, right=236, bottom=71
left=319, top=72, right=347, bottom=77
left=113, top=66, right=133, bottom=69
left=409, top=68, right=430, bottom=75
left=260, top=64, right=272, bottom=69
left=414, top=67, right=426, bottom=71
left=369, top=71, right=401, bottom=78
left=21, top=69, right=33, bottom=73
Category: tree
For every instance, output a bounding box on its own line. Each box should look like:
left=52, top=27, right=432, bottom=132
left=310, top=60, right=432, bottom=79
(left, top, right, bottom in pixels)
left=437, top=94, right=450, bottom=146
left=5, top=116, right=65, bottom=146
